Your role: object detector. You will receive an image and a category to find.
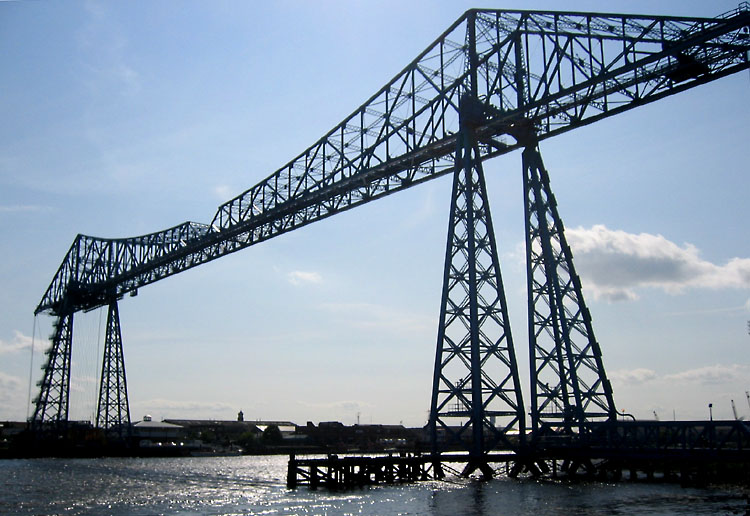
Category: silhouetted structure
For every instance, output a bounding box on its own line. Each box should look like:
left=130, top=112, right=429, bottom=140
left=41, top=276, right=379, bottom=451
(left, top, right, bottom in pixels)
left=29, top=5, right=750, bottom=476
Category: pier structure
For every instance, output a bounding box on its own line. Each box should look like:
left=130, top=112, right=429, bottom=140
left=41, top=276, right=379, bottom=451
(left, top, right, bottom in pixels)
left=29, top=4, right=750, bottom=481
left=287, top=419, right=750, bottom=488
left=286, top=453, right=448, bottom=489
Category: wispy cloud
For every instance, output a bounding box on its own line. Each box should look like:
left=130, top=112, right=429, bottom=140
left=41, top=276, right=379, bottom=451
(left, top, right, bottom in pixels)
left=0, top=372, right=25, bottom=415
left=137, top=398, right=235, bottom=418
left=213, top=184, right=235, bottom=201
left=609, top=368, right=658, bottom=385
left=79, top=1, right=141, bottom=97
left=0, top=372, right=23, bottom=392
left=611, top=364, right=750, bottom=387
left=664, top=364, right=749, bottom=385
left=566, top=225, right=750, bottom=302
left=69, top=375, right=98, bottom=394
left=0, top=205, right=52, bottom=213
left=319, top=302, right=433, bottom=334
left=0, top=331, right=33, bottom=355
left=297, top=400, right=373, bottom=412
left=287, top=270, right=323, bottom=286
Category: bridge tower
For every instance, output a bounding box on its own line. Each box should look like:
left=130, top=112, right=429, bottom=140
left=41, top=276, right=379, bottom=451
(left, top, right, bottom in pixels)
left=32, top=299, right=131, bottom=438
left=428, top=124, right=525, bottom=472
left=522, top=143, right=616, bottom=435
left=96, top=300, right=131, bottom=437
left=31, top=310, right=74, bottom=429
left=428, top=69, right=527, bottom=478
left=428, top=12, right=526, bottom=474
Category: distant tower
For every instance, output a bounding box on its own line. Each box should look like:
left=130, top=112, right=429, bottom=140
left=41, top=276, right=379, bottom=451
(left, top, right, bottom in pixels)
left=237, top=410, right=244, bottom=422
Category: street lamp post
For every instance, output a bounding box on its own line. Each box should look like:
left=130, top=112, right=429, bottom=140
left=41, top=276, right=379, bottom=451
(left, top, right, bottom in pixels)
left=709, top=403, right=713, bottom=421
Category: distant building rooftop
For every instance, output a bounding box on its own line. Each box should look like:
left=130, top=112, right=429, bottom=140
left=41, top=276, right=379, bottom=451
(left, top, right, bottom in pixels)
left=133, top=419, right=183, bottom=429
left=164, top=419, right=296, bottom=428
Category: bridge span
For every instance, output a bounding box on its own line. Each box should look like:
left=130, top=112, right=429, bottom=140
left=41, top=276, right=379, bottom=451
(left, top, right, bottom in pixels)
left=29, top=4, right=750, bottom=477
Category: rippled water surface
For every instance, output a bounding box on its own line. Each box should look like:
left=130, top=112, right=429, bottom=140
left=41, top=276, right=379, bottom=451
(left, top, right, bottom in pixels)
left=1, top=455, right=748, bottom=515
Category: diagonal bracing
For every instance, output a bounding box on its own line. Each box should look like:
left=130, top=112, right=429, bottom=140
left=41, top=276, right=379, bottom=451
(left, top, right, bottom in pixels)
left=96, top=300, right=131, bottom=437
left=429, top=125, right=525, bottom=461
left=35, top=7, right=750, bottom=317
left=32, top=312, right=74, bottom=428
left=523, top=144, right=616, bottom=434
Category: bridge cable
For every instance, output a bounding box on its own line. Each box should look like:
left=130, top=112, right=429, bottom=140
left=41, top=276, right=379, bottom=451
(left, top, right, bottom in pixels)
left=94, top=306, right=104, bottom=422
left=25, top=315, right=38, bottom=421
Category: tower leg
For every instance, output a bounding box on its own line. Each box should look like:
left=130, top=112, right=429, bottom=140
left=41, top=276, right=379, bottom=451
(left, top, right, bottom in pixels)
left=428, top=126, right=525, bottom=462
left=522, top=143, right=616, bottom=436
left=96, top=300, right=131, bottom=439
left=31, top=311, right=74, bottom=431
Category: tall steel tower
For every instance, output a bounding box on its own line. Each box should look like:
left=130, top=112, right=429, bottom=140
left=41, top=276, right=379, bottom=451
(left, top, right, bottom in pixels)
left=428, top=97, right=526, bottom=475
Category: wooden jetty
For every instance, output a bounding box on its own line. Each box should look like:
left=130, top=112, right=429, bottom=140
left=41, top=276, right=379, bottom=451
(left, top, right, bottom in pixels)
left=286, top=452, right=520, bottom=489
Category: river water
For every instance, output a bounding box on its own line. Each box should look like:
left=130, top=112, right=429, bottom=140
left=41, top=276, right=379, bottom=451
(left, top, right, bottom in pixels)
left=1, top=455, right=748, bottom=515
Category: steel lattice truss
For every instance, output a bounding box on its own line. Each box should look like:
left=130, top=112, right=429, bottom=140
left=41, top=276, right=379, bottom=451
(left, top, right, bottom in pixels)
left=36, top=6, right=750, bottom=316
left=429, top=130, right=525, bottom=456
left=32, top=312, right=73, bottom=425
left=96, top=301, right=131, bottom=435
left=523, top=146, right=616, bottom=434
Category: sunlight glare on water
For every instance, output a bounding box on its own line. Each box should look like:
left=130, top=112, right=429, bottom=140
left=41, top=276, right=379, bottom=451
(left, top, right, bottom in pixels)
left=1, top=455, right=748, bottom=515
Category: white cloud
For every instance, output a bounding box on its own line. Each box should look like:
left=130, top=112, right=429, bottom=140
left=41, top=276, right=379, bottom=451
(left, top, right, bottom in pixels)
left=287, top=270, right=323, bottom=286
left=566, top=225, right=750, bottom=302
left=609, top=368, right=658, bottom=385
left=664, top=364, right=750, bottom=385
left=610, top=364, right=749, bottom=387
left=213, top=184, right=234, bottom=200
left=0, top=331, right=33, bottom=355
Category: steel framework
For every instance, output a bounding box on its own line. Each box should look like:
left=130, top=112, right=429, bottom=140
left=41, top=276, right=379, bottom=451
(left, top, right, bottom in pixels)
left=95, top=300, right=131, bottom=437
left=428, top=120, right=525, bottom=462
left=31, top=6, right=749, bottom=445
left=31, top=311, right=73, bottom=428
left=35, top=7, right=750, bottom=317
left=523, top=144, right=616, bottom=434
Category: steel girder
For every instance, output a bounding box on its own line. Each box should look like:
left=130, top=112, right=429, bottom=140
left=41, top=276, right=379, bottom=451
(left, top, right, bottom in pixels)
left=37, top=222, right=210, bottom=316
left=96, top=300, right=131, bottom=436
left=523, top=144, right=616, bottom=434
left=35, top=6, right=750, bottom=316
left=428, top=128, right=525, bottom=459
left=578, top=420, right=750, bottom=455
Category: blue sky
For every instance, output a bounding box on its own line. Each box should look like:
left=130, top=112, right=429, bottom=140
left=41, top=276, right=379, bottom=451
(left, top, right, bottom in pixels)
left=1, top=0, right=749, bottom=427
